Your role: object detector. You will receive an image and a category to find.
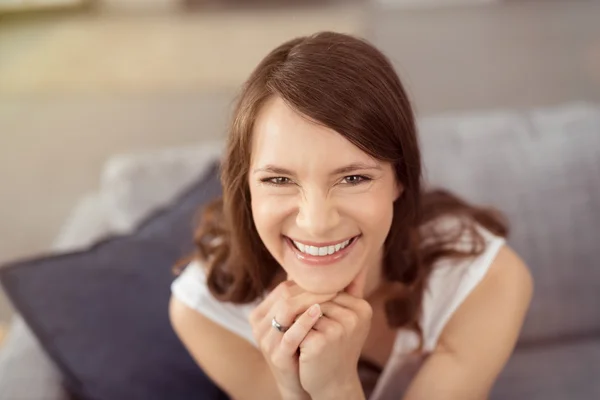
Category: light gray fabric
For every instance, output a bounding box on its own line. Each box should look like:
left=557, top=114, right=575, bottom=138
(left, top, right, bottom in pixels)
left=491, top=340, right=600, bottom=400
left=0, top=315, right=67, bottom=400
left=420, top=103, right=600, bottom=342
left=52, top=193, right=113, bottom=253
left=100, top=141, right=224, bottom=234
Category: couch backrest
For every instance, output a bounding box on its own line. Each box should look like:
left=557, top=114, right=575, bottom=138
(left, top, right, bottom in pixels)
left=419, top=103, right=600, bottom=344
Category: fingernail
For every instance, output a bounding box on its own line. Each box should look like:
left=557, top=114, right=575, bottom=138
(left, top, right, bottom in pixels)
left=308, top=304, right=320, bottom=317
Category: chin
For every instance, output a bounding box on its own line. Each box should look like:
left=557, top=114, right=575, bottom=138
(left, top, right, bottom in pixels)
left=288, top=272, right=351, bottom=295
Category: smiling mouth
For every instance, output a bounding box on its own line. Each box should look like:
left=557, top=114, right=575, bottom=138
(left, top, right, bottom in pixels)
left=286, top=236, right=360, bottom=257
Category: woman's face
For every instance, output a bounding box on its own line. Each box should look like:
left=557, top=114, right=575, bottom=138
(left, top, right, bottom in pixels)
left=249, top=97, right=401, bottom=295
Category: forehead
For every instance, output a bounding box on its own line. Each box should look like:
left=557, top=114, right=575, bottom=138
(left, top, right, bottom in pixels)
left=251, top=97, right=374, bottom=169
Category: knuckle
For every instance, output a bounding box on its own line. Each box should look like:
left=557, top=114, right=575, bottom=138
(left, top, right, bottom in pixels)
left=259, top=338, right=270, bottom=354
left=312, top=335, right=327, bottom=353
left=359, top=301, right=373, bottom=320
left=312, top=318, right=325, bottom=331
left=278, top=300, right=299, bottom=321
left=346, top=313, right=360, bottom=329
left=329, top=324, right=344, bottom=340
left=281, top=332, right=296, bottom=347
left=270, top=349, right=290, bottom=369
left=279, top=297, right=293, bottom=311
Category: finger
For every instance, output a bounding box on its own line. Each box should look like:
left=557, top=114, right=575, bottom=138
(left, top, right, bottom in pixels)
left=271, top=291, right=337, bottom=329
left=344, top=267, right=368, bottom=298
left=249, top=280, right=299, bottom=324
left=329, top=292, right=359, bottom=307
left=311, top=313, right=345, bottom=339
left=331, top=293, right=373, bottom=321
left=278, top=304, right=323, bottom=356
left=318, top=302, right=359, bottom=331
left=255, top=290, right=331, bottom=341
left=319, top=302, right=356, bottom=321
left=252, top=281, right=335, bottom=346
left=250, top=281, right=300, bottom=341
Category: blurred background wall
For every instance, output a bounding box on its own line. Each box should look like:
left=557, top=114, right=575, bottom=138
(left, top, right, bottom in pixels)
left=1, top=0, right=599, bottom=330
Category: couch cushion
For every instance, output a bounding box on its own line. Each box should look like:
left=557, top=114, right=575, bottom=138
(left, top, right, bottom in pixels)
left=100, top=142, right=224, bottom=234
left=419, top=104, right=600, bottom=343
left=491, top=339, right=600, bottom=400
left=0, top=163, right=228, bottom=400
left=0, top=315, right=68, bottom=400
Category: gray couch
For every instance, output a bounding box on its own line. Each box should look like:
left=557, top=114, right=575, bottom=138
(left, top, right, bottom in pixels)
left=0, top=104, right=598, bottom=399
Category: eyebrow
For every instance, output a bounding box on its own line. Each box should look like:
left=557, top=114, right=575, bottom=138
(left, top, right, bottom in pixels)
left=252, top=162, right=383, bottom=176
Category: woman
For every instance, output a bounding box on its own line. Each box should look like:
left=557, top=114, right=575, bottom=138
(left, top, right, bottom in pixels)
left=169, top=32, right=533, bottom=400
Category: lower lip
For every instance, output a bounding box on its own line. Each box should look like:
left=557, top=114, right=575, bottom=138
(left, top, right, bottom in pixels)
left=285, top=236, right=360, bottom=266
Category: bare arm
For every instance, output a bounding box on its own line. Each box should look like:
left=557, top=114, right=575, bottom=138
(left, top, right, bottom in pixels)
left=403, top=245, right=534, bottom=400
left=169, top=296, right=281, bottom=400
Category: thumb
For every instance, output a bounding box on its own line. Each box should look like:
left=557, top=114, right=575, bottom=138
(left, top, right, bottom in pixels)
left=345, top=267, right=368, bottom=298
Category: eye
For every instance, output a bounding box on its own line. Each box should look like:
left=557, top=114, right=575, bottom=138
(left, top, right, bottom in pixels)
left=341, top=175, right=370, bottom=185
left=261, top=177, right=292, bottom=186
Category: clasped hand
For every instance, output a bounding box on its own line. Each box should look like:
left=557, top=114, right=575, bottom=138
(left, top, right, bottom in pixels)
left=249, top=270, right=372, bottom=400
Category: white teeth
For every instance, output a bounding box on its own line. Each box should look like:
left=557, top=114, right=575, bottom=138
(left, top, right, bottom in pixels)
left=292, top=237, right=355, bottom=257
left=308, top=246, right=320, bottom=256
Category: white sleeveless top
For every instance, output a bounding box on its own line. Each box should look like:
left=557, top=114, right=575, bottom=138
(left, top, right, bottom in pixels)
left=171, top=221, right=505, bottom=400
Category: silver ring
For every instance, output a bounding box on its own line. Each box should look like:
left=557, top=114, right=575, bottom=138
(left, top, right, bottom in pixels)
left=271, top=316, right=289, bottom=333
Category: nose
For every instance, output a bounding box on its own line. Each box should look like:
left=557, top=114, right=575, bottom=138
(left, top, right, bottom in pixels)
left=295, top=189, right=340, bottom=239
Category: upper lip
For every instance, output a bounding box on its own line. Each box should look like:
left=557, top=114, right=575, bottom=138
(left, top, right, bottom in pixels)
left=285, top=235, right=359, bottom=247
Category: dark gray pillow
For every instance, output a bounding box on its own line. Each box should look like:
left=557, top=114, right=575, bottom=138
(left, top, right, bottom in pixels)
left=0, top=163, right=229, bottom=400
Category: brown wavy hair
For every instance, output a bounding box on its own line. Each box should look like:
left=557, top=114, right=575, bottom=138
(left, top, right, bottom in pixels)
left=179, top=32, right=507, bottom=345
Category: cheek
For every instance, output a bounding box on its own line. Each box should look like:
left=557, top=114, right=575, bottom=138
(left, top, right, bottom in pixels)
left=250, top=192, right=293, bottom=240
left=344, top=191, right=395, bottom=238
left=250, top=192, right=296, bottom=273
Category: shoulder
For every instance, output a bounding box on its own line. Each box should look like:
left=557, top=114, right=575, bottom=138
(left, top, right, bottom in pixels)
left=419, top=219, right=509, bottom=351
left=170, top=260, right=259, bottom=347
left=401, top=245, right=533, bottom=399
left=436, top=243, right=533, bottom=366
left=474, top=244, right=534, bottom=309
